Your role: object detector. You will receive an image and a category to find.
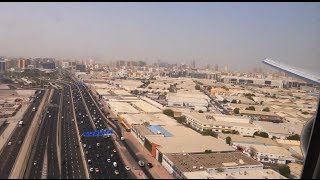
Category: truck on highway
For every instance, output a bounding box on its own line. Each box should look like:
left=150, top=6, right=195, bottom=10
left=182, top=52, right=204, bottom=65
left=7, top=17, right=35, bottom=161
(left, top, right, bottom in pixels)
left=138, top=160, right=145, bottom=167
left=103, top=134, right=110, bottom=138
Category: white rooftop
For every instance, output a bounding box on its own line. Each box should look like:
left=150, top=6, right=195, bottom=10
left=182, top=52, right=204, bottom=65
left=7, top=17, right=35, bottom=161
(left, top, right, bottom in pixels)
left=107, top=101, right=140, bottom=114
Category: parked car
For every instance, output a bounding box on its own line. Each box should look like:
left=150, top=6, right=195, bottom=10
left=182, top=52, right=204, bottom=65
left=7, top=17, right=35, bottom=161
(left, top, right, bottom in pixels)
left=147, top=163, right=153, bottom=168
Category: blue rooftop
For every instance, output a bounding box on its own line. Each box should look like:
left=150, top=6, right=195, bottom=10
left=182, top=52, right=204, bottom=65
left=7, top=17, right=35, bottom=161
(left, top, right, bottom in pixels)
left=148, top=125, right=173, bottom=137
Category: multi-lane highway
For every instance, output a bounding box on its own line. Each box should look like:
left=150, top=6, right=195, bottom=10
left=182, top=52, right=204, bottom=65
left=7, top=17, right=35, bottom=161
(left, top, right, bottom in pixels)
left=0, top=90, right=45, bottom=179
left=71, top=82, right=128, bottom=179
left=80, top=83, right=156, bottom=179
left=26, top=89, right=60, bottom=179
left=60, top=84, right=86, bottom=179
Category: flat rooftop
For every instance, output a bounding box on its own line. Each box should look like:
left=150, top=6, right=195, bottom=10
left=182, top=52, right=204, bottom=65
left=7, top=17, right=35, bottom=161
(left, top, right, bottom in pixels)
left=182, top=111, right=255, bottom=127
left=253, top=121, right=291, bottom=135
left=240, top=110, right=278, bottom=116
left=132, top=125, right=154, bottom=136
left=110, top=89, right=132, bottom=96
left=108, top=101, right=140, bottom=114
left=131, top=101, right=161, bottom=113
left=218, top=134, right=278, bottom=146
left=250, top=144, right=293, bottom=157
left=147, top=134, right=234, bottom=154
left=165, top=152, right=261, bottom=173
left=120, top=113, right=179, bottom=126
left=183, top=169, right=286, bottom=179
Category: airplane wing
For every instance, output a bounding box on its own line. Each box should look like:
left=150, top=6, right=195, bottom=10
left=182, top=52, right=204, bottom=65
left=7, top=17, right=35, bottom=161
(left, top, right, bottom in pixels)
left=262, top=58, right=320, bottom=86
left=262, top=58, right=320, bottom=179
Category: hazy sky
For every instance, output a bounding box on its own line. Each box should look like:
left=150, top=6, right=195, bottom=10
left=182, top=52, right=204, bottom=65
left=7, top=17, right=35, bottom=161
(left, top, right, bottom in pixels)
left=0, top=2, right=319, bottom=72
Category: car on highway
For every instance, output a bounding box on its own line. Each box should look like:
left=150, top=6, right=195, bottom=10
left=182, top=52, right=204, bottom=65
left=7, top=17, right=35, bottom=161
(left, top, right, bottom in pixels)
left=33, top=161, right=37, bottom=166
left=88, top=159, right=92, bottom=165
left=83, top=144, right=86, bottom=148
left=114, top=170, right=119, bottom=175
left=96, top=142, right=100, bottom=147
left=107, top=159, right=111, bottom=163
left=90, top=167, right=94, bottom=172
left=7, top=141, right=12, bottom=146
left=125, top=166, right=130, bottom=171
left=138, top=160, right=145, bottom=167
left=113, top=149, right=117, bottom=153
left=113, top=162, right=117, bottom=167
left=147, top=163, right=154, bottom=168
left=95, top=167, right=100, bottom=173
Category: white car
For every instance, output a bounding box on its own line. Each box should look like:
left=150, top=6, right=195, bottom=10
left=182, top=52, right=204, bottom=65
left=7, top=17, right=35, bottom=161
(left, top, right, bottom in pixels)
left=89, top=167, right=94, bottom=172
left=114, top=170, right=119, bottom=175
left=125, top=166, right=130, bottom=171
left=107, top=159, right=111, bottom=163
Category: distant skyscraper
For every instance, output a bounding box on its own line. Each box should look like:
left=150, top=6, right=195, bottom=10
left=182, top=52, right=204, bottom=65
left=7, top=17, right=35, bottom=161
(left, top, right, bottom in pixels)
left=191, top=60, right=196, bottom=68
left=0, top=61, right=6, bottom=72
left=17, top=59, right=31, bottom=69
left=214, top=64, right=219, bottom=71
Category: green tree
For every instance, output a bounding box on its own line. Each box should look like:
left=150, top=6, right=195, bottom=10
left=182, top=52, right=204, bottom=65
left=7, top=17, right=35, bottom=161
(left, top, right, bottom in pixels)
left=163, top=109, right=174, bottom=117
left=216, top=167, right=225, bottom=172
left=226, top=136, right=231, bottom=145
left=222, top=99, right=228, bottom=104
left=262, top=107, right=270, bottom=112
left=231, top=130, right=239, bottom=134
left=195, top=84, right=201, bottom=90
left=287, top=134, right=300, bottom=140
left=254, top=131, right=269, bottom=138
left=245, top=106, right=255, bottom=111
left=231, top=99, right=237, bottom=103
left=247, top=96, right=254, bottom=101
left=132, top=89, right=139, bottom=95
left=202, top=129, right=217, bottom=138
left=279, top=165, right=291, bottom=178
left=175, top=116, right=186, bottom=124
left=260, top=132, right=269, bottom=138
left=233, top=108, right=240, bottom=114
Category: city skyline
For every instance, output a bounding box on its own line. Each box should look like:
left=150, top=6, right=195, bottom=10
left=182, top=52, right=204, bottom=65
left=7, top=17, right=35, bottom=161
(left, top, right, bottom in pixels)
left=0, top=2, right=319, bottom=72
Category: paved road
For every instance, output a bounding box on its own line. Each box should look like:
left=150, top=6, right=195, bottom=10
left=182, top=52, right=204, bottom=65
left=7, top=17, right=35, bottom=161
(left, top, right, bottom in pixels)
left=203, top=90, right=230, bottom=115
left=26, top=89, right=60, bottom=179
left=0, top=90, right=45, bottom=179
left=71, top=82, right=128, bottom=179
left=60, top=84, right=85, bottom=179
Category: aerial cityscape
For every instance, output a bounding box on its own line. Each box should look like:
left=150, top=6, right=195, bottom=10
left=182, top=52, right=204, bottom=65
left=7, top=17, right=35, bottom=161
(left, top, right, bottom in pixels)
left=0, top=2, right=319, bottom=180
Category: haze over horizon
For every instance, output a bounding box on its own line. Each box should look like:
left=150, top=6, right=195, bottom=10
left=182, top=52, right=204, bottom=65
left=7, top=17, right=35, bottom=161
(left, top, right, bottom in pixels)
left=0, top=2, right=319, bottom=72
